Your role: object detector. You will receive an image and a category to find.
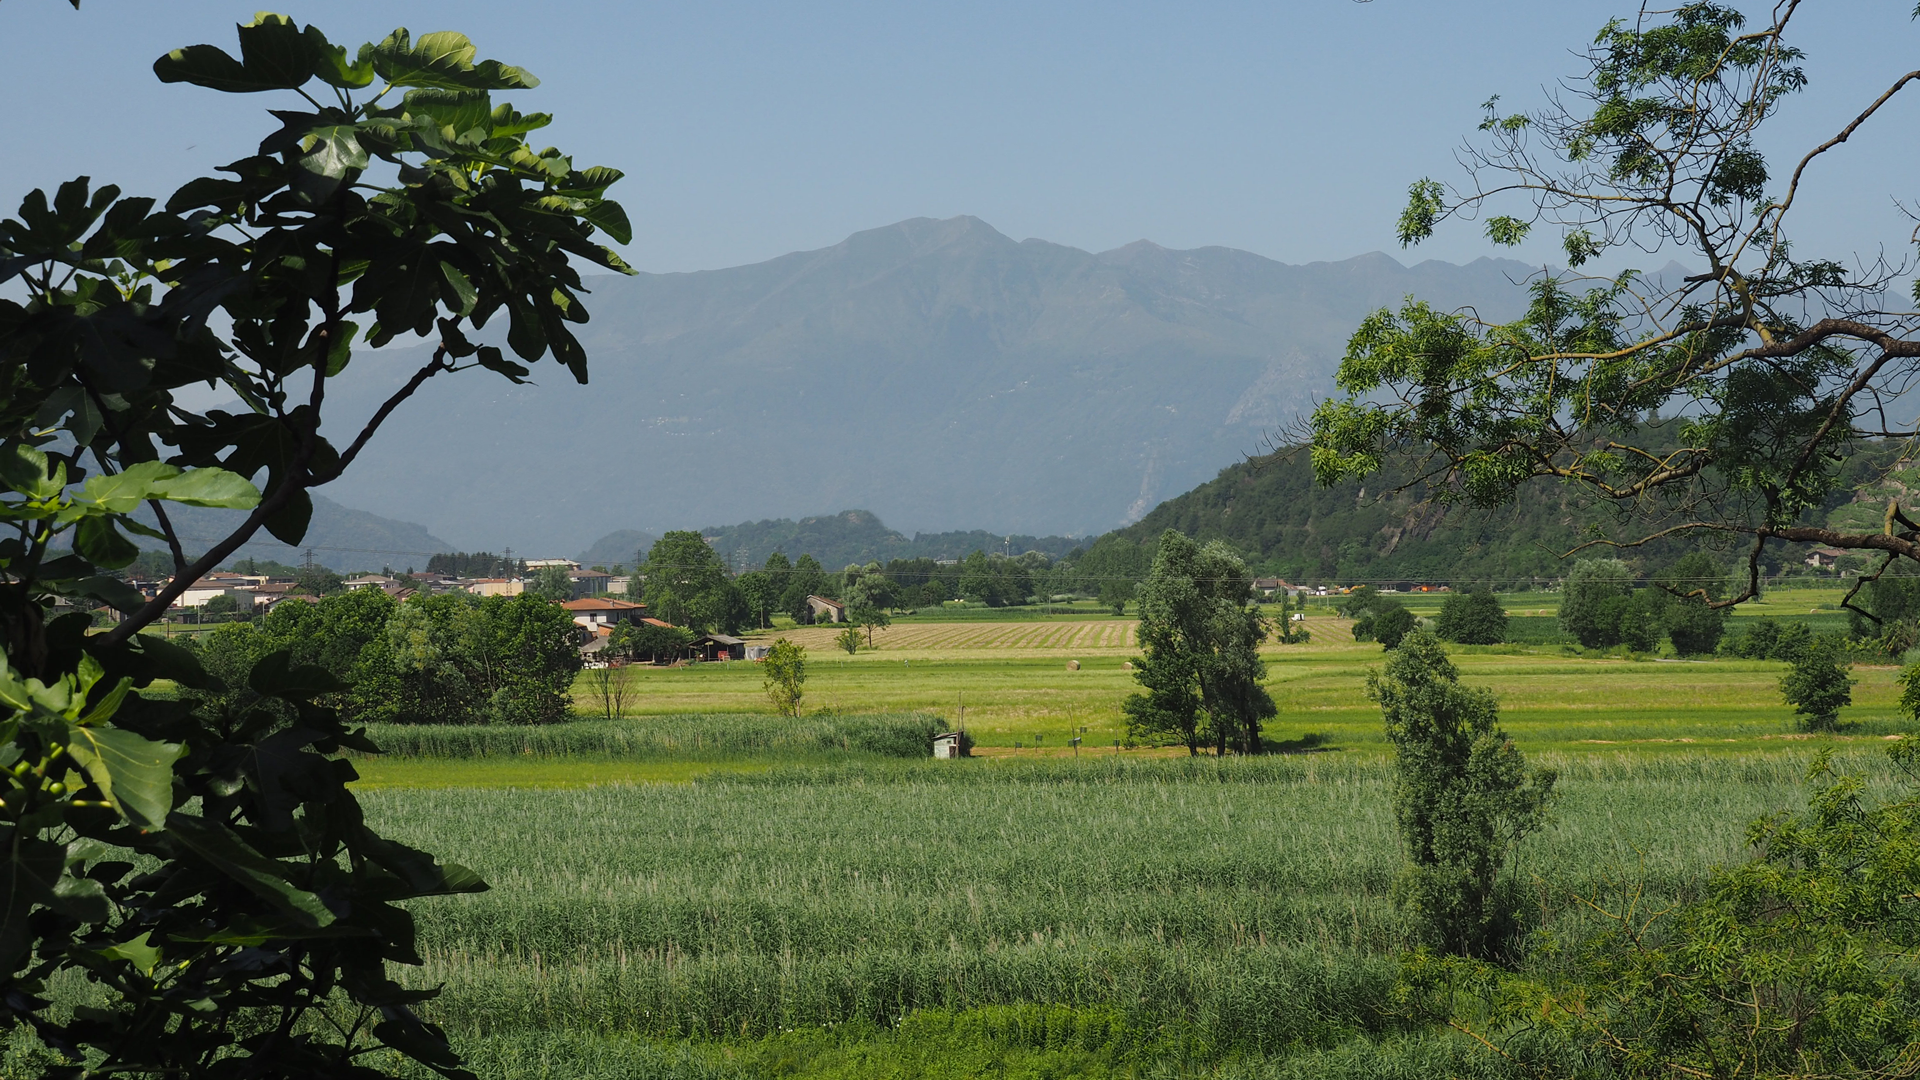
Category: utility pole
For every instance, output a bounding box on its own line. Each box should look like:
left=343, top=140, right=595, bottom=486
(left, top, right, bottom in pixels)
left=301, top=548, right=315, bottom=573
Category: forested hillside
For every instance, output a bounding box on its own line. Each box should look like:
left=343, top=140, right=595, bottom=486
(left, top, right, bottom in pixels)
left=1104, top=443, right=1903, bottom=587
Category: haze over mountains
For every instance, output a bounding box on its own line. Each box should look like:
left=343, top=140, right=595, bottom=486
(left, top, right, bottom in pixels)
left=317, top=215, right=1543, bottom=554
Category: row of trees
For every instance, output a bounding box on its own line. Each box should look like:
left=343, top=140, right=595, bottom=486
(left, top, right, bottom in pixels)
left=188, top=589, right=582, bottom=725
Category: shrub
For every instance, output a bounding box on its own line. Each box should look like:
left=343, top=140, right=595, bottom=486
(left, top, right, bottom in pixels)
left=1722, top=618, right=1814, bottom=662
left=763, top=638, right=806, bottom=715
left=1368, top=631, right=1555, bottom=958
left=1656, top=552, right=1729, bottom=655
left=1780, top=639, right=1854, bottom=731
left=836, top=625, right=863, bottom=654
left=1559, top=558, right=1635, bottom=648
left=1434, top=590, right=1507, bottom=644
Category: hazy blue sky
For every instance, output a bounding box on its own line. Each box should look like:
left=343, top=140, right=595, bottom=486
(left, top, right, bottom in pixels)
left=3, top=1, right=1915, bottom=276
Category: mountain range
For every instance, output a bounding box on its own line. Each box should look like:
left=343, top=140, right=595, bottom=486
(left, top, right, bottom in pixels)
left=134, top=493, right=454, bottom=574
left=313, top=216, right=1544, bottom=553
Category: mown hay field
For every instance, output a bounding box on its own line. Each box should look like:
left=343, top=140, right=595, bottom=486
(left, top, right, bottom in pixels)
left=515, top=608, right=1905, bottom=769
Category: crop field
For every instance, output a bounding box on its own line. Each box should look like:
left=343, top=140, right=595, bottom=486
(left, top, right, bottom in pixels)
left=773, top=618, right=1140, bottom=653
left=38, top=593, right=1894, bottom=1079
left=351, top=749, right=1908, bottom=1079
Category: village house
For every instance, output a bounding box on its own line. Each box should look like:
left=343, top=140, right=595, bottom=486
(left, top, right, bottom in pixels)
left=559, top=597, right=649, bottom=630
left=805, top=595, right=846, bottom=623
left=169, top=586, right=256, bottom=613
left=1251, top=577, right=1307, bottom=598
left=1805, top=545, right=1850, bottom=570
left=466, top=578, right=524, bottom=597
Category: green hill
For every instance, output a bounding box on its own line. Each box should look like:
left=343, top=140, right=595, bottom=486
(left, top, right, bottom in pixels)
left=1100, top=443, right=1899, bottom=588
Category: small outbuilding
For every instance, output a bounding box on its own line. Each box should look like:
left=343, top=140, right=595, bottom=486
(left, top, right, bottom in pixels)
left=933, top=732, right=971, bottom=759
left=692, top=633, right=746, bottom=661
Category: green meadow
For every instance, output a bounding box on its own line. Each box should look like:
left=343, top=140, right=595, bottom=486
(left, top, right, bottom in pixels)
left=98, top=593, right=1913, bottom=1079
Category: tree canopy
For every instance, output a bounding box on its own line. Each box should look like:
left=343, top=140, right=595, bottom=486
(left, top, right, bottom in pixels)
left=1308, top=2, right=1920, bottom=613
left=1122, top=531, right=1276, bottom=755
left=0, top=13, right=626, bottom=1076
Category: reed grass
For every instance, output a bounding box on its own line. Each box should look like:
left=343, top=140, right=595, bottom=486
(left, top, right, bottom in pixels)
left=340, top=749, right=1886, bottom=1075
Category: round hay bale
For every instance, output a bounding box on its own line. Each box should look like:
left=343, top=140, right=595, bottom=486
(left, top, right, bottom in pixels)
left=1067, top=659, right=1080, bottom=671
left=1121, top=661, right=1134, bottom=671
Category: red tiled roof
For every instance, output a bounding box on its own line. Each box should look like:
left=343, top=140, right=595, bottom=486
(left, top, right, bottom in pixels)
left=560, top=598, right=646, bottom=611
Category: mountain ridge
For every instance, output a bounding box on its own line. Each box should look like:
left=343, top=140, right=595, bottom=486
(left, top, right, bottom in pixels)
left=313, top=216, right=1542, bottom=551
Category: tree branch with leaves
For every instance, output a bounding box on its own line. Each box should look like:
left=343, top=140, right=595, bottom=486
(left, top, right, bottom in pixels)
left=1310, top=2, right=1920, bottom=608
left=1, top=14, right=629, bottom=1077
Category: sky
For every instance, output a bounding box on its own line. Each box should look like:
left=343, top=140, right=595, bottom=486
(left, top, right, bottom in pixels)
left=4, top=0, right=1917, bottom=279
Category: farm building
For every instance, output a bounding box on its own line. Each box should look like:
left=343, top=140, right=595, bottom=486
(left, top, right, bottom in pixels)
left=805, top=595, right=846, bottom=623
left=1804, top=545, right=1849, bottom=569
left=693, top=633, right=746, bottom=661
left=933, top=732, right=969, bottom=759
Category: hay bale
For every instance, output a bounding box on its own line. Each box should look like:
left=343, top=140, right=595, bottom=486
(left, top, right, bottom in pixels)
left=1067, top=659, right=1080, bottom=671
left=1121, top=661, right=1133, bottom=671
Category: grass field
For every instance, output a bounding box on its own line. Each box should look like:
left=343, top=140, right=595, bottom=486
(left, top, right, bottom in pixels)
left=347, top=750, right=1905, bottom=1079
left=536, top=601, right=1904, bottom=770
left=16, top=594, right=1907, bottom=1079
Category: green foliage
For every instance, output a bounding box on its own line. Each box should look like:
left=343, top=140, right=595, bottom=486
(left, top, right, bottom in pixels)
left=762, top=638, right=806, bottom=716
left=199, top=592, right=239, bottom=618
left=1780, top=637, right=1854, bottom=731
left=834, top=625, right=862, bottom=655
left=1720, top=616, right=1815, bottom=662
left=1654, top=551, right=1730, bottom=655
left=843, top=564, right=893, bottom=644
left=1434, top=589, right=1506, bottom=644
left=528, top=563, right=573, bottom=601
left=295, top=565, right=346, bottom=596
left=1369, top=631, right=1555, bottom=958
left=780, top=554, right=828, bottom=622
left=1559, top=558, right=1634, bottom=648
left=1123, top=531, right=1275, bottom=755
left=186, top=588, right=581, bottom=725
left=736, top=569, right=776, bottom=629
left=0, top=10, right=627, bottom=1073
left=1373, top=606, right=1418, bottom=649
left=426, top=551, right=520, bottom=578
left=1309, top=1, right=1911, bottom=590
left=642, top=532, right=743, bottom=633
left=1405, top=743, right=1920, bottom=1077
left=1847, top=560, right=1920, bottom=645
left=1349, top=589, right=1416, bottom=649
left=608, top=620, right=693, bottom=663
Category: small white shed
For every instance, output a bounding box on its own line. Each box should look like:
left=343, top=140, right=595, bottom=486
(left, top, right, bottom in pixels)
left=933, top=732, right=968, bottom=759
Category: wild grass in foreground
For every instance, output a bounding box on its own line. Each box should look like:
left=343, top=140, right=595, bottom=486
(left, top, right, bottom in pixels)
left=361, top=713, right=947, bottom=760
left=336, top=751, right=1896, bottom=1077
